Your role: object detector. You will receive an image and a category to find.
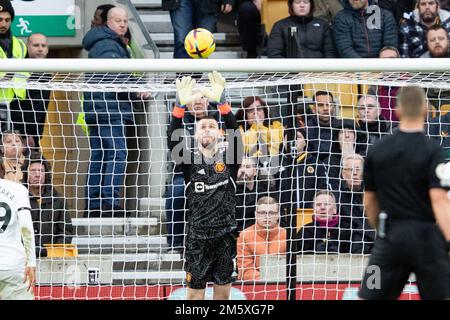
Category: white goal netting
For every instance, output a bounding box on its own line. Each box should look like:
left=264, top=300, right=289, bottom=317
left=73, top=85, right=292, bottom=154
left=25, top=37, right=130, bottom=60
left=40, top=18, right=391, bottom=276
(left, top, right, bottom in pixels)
left=2, top=65, right=447, bottom=300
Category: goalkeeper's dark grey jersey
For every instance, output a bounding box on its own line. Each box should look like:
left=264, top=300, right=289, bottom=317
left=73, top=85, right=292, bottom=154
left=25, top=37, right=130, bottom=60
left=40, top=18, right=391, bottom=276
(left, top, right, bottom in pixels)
left=185, top=150, right=239, bottom=239
left=168, top=111, right=242, bottom=240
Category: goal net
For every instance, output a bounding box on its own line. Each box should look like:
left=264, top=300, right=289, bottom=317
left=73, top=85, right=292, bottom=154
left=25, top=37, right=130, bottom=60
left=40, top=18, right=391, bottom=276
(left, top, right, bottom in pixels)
left=1, top=59, right=446, bottom=300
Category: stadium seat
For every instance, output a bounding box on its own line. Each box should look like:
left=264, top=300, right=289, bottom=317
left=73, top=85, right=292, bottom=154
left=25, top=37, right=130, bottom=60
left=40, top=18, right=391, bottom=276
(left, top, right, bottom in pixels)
left=43, top=244, right=78, bottom=258
left=261, top=0, right=289, bottom=34
left=296, top=208, right=314, bottom=231
left=440, top=104, right=450, bottom=116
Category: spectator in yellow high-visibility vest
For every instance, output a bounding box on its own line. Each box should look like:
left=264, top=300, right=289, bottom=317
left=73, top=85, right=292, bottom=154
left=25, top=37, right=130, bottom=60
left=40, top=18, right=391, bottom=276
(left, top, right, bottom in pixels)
left=0, top=0, right=28, bottom=131
left=10, top=33, right=50, bottom=149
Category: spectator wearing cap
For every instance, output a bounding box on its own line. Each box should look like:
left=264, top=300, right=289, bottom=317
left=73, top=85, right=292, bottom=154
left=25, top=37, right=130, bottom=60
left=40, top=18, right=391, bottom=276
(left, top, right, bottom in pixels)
left=0, top=0, right=29, bottom=131
left=399, top=0, right=450, bottom=57
left=277, top=126, right=329, bottom=214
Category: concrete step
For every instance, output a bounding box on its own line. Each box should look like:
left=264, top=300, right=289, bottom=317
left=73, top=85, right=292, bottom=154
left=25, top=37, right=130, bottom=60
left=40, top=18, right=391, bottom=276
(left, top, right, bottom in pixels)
left=132, top=0, right=162, bottom=9
left=141, top=12, right=172, bottom=34
left=150, top=32, right=241, bottom=47
left=73, top=235, right=167, bottom=249
left=112, top=270, right=186, bottom=285
left=73, top=217, right=160, bottom=236
left=113, top=260, right=184, bottom=271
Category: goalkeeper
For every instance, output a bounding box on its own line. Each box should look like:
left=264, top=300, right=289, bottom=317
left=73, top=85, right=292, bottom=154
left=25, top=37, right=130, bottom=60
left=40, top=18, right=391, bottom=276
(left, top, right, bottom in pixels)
left=168, top=72, right=242, bottom=300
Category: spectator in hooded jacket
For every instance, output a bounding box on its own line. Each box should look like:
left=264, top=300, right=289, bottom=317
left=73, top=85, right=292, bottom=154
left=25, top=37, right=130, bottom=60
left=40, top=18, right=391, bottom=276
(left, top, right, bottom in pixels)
left=267, top=0, right=336, bottom=58
left=24, top=152, right=73, bottom=258
left=335, top=154, right=375, bottom=254
left=333, top=0, right=398, bottom=58
left=237, top=196, right=286, bottom=281
left=399, top=0, right=450, bottom=58
left=298, top=190, right=348, bottom=253
left=235, top=96, right=283, bottom=159
left=277, top=127, right=329, bottom=214
left=356, top=95, right=391, bottom=155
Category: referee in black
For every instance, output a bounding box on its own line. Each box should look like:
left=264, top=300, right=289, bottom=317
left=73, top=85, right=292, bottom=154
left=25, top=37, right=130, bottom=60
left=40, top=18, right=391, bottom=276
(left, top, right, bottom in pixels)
left=359, top=86, right=450, bottom=300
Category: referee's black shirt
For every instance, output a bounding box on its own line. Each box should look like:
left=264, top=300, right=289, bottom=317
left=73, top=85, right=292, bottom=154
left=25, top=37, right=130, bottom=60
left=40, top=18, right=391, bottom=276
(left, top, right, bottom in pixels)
left=364, top=130, right=447, bottom=221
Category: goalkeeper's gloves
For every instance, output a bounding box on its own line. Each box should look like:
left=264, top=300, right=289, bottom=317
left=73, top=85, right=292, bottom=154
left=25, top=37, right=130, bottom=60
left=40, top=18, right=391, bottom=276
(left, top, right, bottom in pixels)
left=200, top=71, right=231, bottom=115
left=200, top=71, right=226, bottom=104
left=174, top=76, right=202, bottom=118
left=175, top=76, right=202, bottom=107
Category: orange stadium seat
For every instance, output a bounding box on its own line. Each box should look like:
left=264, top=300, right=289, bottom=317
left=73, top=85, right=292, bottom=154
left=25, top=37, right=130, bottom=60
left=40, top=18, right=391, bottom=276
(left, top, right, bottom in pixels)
left=261, top=0, right=289, bottom=34
left=440, top=104, right=450, bottom=116
left=296, top=208, right=314, bottom=231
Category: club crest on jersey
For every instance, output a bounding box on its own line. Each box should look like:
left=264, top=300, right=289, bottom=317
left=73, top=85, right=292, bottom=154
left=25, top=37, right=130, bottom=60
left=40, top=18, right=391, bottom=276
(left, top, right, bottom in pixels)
left=214, top=161, right=226, bottom=173
left=194, top=182, right=205, bottom=193
left=307, top=166, right=315, bottom=174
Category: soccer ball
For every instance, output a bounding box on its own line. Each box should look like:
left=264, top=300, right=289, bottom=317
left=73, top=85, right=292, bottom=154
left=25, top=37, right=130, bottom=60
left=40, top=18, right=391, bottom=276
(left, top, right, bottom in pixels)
left=184, top=28, right=216, bottom=59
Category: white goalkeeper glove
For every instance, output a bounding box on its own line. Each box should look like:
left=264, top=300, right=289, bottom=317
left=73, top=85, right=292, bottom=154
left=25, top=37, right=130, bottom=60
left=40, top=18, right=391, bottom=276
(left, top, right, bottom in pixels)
left=175, top=76, right=202, bottom=107
left=200, top=71, right=226, bottom=104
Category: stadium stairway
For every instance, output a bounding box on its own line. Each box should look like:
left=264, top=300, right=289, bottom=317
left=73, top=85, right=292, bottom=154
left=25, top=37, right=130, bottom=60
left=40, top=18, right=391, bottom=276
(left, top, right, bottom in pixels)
left=131, top=0, right=244, bottom=59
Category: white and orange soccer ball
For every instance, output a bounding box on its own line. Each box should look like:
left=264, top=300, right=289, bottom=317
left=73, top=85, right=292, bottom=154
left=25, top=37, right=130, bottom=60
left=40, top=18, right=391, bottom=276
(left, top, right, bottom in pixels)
left=184, top=28, right=216, bottom=59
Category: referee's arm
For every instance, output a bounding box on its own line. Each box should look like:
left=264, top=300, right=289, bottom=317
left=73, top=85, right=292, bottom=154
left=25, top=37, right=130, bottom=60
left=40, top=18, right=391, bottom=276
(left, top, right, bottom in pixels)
left=430, top=188, right=450, bottom=244
left=364, top=191, right=380, bottom=230
left=363, top=149, right=380, bottom=230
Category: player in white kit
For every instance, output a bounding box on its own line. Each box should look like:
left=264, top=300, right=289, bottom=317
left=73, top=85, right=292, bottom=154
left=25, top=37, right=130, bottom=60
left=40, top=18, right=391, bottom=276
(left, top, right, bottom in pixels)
left=0, top=163, right=36, bottom=300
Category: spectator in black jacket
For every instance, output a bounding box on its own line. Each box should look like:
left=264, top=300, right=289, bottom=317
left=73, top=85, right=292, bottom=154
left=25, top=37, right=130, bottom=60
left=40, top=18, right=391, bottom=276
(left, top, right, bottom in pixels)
left=267, top=0, right=336, bottom=58
left=356, top=94, right=391, bottom=155
left=298, top=190, right=348, bottom=253
left=305, top=90, right=340, bottom=161
left=24, top=152, right=73, bottom=258
left=277, top=127, right=328, bottom=215
left=335, top=153, right=375, bottom=254
left=10, top=33, right=50, bottom=149
left=333, top=0, right=398, bottom=58
left=236, top=0, right=264, bottom=58
left=235, top=157, right=275, bottom=231
left=377, top=0, right=416, bottom=24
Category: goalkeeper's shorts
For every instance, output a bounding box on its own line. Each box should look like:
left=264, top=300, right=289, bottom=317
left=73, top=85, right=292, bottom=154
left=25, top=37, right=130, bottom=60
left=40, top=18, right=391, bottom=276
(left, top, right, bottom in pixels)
left=359, top=220, right=450, bottom=300
left=185, top=232, right=238, bottom=290
left=0, top=269, right=34, bottom=300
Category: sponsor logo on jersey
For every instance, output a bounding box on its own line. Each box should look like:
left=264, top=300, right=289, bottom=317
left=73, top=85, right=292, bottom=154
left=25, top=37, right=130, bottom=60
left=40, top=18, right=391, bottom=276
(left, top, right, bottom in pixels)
left=214, top=161, right=226, bottom=173
left=194, top=182, right=205, bottom=193
left=186, top=272, right=192, bottom=283
left=198, top=169, right=206, bottom=175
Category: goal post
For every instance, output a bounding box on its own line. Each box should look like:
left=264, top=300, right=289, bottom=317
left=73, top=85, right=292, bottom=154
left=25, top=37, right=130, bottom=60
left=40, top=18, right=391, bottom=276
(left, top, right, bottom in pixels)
left=0, top=58, right=445, bottom=300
